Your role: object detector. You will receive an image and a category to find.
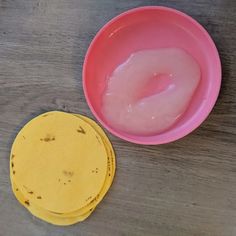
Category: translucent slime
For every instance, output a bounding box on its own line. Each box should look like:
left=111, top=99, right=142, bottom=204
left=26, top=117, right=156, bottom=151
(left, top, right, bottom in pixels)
left=102, top=48, right=201, bottom=135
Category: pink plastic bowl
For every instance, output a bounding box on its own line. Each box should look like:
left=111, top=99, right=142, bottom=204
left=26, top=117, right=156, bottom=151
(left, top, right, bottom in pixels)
left=83, top=6, right=221, bottom=145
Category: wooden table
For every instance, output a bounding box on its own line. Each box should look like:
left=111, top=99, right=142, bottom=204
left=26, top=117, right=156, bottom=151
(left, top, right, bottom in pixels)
left=0, top=1, right=235, bottom=235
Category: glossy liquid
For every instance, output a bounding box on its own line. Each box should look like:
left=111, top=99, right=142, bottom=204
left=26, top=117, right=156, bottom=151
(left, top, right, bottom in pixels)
left=102, top=48, right=201, bottom=135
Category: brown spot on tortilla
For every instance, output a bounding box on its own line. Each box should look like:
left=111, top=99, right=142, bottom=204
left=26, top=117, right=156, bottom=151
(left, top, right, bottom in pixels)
left=37, top=196, right=42, bottom=199
left=43, top=134, right=55, bottom=142
left=49, top=211, right=63, bottom=215
left=22, top=136, right=26, bottom=139
left=86, top=196, right=92, bottom=201
left=77, top=126, right=86, bottom=134
left=23, top=185, right=32, bottom=193
left=13, top=170, right=15, bottom=175
left=24, top=200, right=30, bottom=206
left=90, top=199, right=95, bottom=204
left=11, top=162, right=14, bottom=168
left=11, top=154, right=15, bottom=159
left=41, top=134, right=55, bottom=142
left=28, top=191, right=33, bottom=194
left=63, top=170, right=74, bottom=177
left=16, top=188, right=18, bottom=191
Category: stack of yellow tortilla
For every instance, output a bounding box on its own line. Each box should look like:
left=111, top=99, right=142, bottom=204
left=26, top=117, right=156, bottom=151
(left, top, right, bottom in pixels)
left=10, top=111, right=115, bottom=225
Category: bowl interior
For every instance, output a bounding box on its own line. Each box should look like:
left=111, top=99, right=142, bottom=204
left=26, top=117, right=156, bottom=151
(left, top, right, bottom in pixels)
left=83, top=7, right=221, bottom=144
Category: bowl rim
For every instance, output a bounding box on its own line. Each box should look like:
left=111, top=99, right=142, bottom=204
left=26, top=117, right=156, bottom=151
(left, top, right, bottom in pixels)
left=83, top=6, right=222, bottom=145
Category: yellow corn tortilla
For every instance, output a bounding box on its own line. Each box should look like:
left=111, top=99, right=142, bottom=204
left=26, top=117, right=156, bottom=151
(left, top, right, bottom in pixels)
left=10, top=111, right=116, bottom=225
left=11, top=111, right=108, bottom=213
left=11, top=114, right=115, bottom=219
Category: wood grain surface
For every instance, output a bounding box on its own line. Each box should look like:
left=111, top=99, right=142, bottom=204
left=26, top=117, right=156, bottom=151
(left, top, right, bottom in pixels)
left=0, top=0, right=236, bottom=235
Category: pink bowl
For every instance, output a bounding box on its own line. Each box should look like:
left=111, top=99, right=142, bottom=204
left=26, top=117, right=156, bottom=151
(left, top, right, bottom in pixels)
left=83, top=6, right=221, bottom=145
